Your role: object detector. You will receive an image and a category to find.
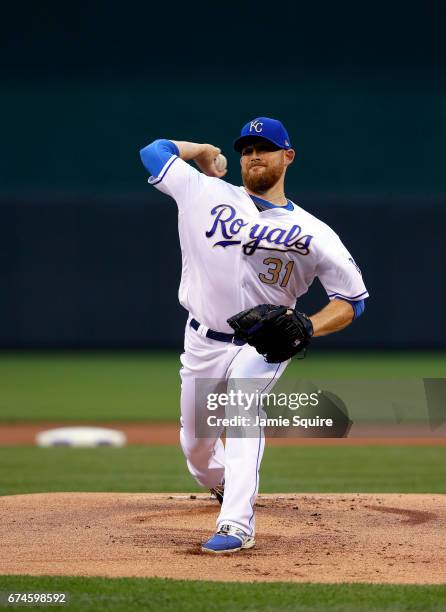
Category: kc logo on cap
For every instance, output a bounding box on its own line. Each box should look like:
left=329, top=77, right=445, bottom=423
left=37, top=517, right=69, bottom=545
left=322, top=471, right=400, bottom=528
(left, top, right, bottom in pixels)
left=233, top=117, right=292, bottom=152
left=249, top=120, right=263, bottom=133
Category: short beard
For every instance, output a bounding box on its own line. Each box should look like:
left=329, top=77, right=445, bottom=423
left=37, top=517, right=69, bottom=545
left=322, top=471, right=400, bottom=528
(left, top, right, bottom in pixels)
left=242, top=163, right=284, bottom=194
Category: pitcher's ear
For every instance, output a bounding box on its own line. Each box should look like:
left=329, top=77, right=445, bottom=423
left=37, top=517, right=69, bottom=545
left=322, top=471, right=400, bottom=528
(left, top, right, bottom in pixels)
left=284, top=148, right=296, bottom=166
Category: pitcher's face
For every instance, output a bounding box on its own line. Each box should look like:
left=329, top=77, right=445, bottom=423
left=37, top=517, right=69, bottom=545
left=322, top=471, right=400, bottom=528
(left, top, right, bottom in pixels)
left=240, top=141, right=294, bottom=194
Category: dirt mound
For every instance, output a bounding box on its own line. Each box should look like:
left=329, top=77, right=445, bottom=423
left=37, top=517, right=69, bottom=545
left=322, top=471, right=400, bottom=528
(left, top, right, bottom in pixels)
left=0, top=493, right=444, bottom=583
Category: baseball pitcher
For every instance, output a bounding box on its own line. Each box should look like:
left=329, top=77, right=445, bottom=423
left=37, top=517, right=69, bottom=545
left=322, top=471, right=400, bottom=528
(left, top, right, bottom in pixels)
left=139, top=117, right=369, bottom=553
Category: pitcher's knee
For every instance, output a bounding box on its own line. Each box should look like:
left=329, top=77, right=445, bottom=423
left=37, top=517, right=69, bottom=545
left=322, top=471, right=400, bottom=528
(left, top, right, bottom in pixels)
left=180, top=434, right=216, bottom=461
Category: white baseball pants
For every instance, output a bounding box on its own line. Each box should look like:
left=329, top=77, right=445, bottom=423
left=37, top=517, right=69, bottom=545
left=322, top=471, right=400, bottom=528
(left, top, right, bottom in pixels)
left=179, top=319, right=288, bottom=536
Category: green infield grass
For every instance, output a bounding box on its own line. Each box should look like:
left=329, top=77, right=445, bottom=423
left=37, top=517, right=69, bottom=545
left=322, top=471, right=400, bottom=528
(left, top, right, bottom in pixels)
left=0, top=576, right=444, bottom=611
left=0, top=445, right=444, bottom=496
left=0, top=350, right=445, bottom=422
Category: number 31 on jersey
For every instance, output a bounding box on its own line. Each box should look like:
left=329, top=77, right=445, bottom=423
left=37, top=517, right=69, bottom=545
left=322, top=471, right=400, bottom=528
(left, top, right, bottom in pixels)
left=259, top=257, right=294, bottom=288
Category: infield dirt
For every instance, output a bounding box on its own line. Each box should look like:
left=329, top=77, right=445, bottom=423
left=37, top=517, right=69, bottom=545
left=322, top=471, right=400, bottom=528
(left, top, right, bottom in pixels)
left=0, top=492, right=444, bottom=583
left=1, top=422, right=445, bottom=445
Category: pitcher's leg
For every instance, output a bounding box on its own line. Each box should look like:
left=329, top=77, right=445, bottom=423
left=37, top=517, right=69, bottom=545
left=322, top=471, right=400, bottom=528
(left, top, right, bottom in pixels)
left=178, top=326, right=235, bottom=489
left=217, top=410, right=266, bottom=535
left=217, top=346, right=289, bottom=535
left=179, top=365, right=225, bottom=488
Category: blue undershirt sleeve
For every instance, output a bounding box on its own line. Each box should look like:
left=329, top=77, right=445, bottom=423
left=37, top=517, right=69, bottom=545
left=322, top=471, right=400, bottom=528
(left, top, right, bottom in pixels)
left=139, top=139, right=180, bottom=177
left=343, top=298, right=365, bottom=319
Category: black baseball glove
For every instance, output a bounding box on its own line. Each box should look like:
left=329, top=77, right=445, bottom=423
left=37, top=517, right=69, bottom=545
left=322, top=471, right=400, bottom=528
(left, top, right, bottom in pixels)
left=227, top=304, right=314, bottom=363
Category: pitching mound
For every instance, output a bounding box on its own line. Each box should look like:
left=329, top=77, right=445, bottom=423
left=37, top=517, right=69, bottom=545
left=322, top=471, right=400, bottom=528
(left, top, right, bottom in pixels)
left=0, top=493, right=444, bottom=583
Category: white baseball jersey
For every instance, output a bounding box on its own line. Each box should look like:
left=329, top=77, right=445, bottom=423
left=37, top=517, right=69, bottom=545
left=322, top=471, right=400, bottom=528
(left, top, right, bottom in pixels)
left=150, top=155, right=369, bottom=331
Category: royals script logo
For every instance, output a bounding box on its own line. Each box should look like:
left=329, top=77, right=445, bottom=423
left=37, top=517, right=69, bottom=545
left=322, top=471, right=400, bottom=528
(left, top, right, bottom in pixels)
left=205, top=204, right=313, bottom=256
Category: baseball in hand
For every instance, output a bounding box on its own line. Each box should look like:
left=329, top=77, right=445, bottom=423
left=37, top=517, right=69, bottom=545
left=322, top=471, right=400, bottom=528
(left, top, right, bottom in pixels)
left=214, top=154, right=227, bottom=172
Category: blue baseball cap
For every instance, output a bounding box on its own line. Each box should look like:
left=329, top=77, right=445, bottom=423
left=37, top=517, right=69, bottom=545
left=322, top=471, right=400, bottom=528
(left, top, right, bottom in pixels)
left=233, top=117, right=292, bottom=152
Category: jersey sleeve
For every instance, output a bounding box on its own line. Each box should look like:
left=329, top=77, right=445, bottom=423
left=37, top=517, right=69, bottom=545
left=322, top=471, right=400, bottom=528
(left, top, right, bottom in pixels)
left=316, top=233, right=369, bottom=302
left=139, top=139, right=206, bottom=207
